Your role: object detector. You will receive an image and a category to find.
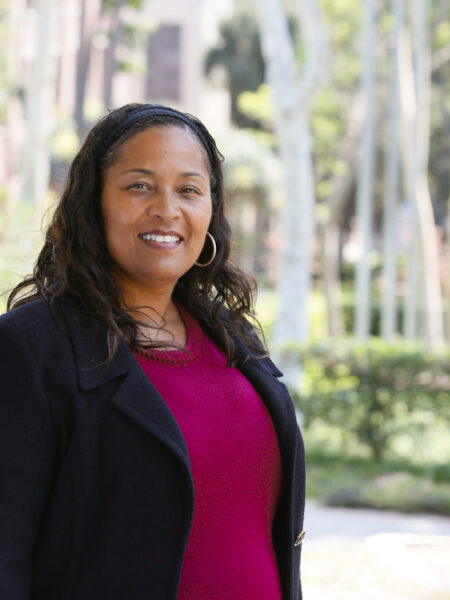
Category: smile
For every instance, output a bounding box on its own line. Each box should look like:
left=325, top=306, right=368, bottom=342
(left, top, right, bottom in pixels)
left=139, top=234, right=182, bottom=243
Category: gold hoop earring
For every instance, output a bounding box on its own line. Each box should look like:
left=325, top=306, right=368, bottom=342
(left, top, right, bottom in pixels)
left=195, top=232, right=216, bottom=267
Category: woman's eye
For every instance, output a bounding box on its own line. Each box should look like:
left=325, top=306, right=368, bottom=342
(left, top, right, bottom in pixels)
left=182, top=186, right=199, bottom=194
left=127, top=183, right=148, bottom=190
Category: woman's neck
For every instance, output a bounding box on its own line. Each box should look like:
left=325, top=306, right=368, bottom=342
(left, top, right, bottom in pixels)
left=122, top=290, right=186, bottom=347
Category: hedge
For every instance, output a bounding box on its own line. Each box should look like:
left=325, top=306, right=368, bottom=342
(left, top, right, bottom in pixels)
left=294, top=339, right=450, bottom=459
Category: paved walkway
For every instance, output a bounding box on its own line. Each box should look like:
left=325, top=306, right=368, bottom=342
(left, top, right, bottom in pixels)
left=301, top=502, right=450, bottom=600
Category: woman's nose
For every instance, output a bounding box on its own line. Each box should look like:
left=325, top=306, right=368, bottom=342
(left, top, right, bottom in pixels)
left=148, top=188, right=180, bottom=220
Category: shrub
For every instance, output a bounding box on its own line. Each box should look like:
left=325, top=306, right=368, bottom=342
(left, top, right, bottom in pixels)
left=294, top=339, right=450, bottom=459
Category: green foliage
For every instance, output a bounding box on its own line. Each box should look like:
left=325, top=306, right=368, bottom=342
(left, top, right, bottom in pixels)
left=102, top=0, right=145, bottom=13
left=228, top=0, right=450, bottom=238
left=51, top=115, right=80, bottom=162
left=229, top=1, right=363, bottom=204
left=236, top=84, right=275, bottom=132
left=204, top=9, right=265, bottom=127
left=308, top=1, right=362, bottom=203
left=102, top=0, right=156, bottom=76
left=295, top=339, right=450, bottom=459
left=435, top=21, right=450, bottom=49
left=219, top=128, right=281, bottom=279
left=221, top=127, right=280, bottom=196
left=318, top=0, right=361, bottom=84
left=340, top=295, right=394, bottom=337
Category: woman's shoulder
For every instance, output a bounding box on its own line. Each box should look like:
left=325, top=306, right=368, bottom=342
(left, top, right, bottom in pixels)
left=0, top=298, right=68, bottom=352
left=1, top=298, right=55, bottom=330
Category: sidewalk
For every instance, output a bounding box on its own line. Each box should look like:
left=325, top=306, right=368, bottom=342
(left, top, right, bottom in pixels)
left=301, top=502, right=450, bottom=600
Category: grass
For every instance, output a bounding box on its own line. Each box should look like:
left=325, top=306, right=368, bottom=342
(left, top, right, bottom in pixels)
left=306, top=449, right=450, bottom=515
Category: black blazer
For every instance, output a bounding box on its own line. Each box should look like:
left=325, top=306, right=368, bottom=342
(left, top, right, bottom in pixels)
left=0, top=299, right=305, bottom=600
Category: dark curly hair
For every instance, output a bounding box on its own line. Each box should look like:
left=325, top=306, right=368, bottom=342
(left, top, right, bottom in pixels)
left=7, top=103, right=265, bottom=364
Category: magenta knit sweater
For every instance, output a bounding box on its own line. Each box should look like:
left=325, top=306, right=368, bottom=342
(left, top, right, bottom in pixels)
left=133, top=305, right=283, bottom=599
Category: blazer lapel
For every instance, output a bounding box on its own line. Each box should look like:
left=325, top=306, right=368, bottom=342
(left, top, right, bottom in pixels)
left=108, top=353, right=192, bottom=473
left=60, top=301, right=192, bottom=475
left=232, top=337, right=304, bottom=600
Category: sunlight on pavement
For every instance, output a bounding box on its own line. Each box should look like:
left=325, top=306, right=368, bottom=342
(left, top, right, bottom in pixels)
left=301, top=503, right=450, bottom=600
left=302, top=542, right=450, bottom=600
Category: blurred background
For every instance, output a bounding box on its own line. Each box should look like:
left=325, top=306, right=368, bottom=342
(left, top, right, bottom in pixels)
left=0, top=0, right=449, bottom=597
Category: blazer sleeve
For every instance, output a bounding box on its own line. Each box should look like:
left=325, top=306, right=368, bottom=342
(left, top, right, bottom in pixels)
left=0, top=319, right=58, bottom=598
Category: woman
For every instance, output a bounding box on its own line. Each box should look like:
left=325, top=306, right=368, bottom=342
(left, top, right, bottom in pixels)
left=0, top=103, right=305, bottom=599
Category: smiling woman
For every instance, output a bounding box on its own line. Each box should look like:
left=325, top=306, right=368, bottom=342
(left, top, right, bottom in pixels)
left=0, top=104, right=306, bottom=600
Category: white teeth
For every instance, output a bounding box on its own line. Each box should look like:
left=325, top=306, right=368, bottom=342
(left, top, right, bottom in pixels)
left=141, top=234, right=181, bottom=243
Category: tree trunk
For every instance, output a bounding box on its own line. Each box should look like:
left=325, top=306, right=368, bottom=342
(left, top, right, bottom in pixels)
left=1, top=0, right=25, bottom=192
left=255, top=0, right=328, bottom=385
left=411, top=0, right=444, bottom=348
left=354, top=0, right=377, bottom=340
left=381, top=0, right=401, bottom=341
left=103, top=0, right=126, bottom=110
left=445, top=169, right=450, bottom=343
left=322, top=220, right=344, bottom=336
left=322, top=92, right=364, bottom=337
left=74, top=0, right=101, bottom=135
left=398, top=26, right=420, bottom=340
left=399, top=2, right=444, bottom=348
left=274, top=111, right=315, bottom=346
left=21, top=0, right=59, bottom=210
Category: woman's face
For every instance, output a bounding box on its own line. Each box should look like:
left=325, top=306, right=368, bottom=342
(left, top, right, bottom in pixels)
left=101, top=125, right=212, bottom=296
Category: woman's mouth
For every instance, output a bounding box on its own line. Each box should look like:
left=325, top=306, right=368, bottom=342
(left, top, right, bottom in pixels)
left=139, top=232, right=183, bottom=249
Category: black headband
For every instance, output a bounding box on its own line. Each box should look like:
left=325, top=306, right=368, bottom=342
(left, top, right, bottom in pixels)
left=99, top=105, right=214, bottom=166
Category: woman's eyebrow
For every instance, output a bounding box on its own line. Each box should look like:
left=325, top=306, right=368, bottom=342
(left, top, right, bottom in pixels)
left=181, top=171, right=207, bottom=181
left=121, top=168, right=155, bottom=175
left=121, top=168, right=207, bottom=182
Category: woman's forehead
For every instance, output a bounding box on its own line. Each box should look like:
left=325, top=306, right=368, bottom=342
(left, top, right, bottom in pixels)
left=109, top=124, right=212, bottom=174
